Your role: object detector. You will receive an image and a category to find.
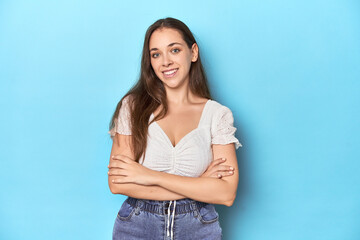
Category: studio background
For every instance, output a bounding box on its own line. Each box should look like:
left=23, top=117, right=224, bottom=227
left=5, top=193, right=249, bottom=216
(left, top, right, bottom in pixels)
left=1, top=0, right=359, bottom=239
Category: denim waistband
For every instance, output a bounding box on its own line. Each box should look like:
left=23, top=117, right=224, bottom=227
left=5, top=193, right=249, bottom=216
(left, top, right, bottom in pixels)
left=125, top=197, right=208, bottom=215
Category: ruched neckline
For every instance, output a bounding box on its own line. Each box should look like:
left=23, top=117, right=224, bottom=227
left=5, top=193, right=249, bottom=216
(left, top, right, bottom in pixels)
left=150, top=99, right=211, bottom=149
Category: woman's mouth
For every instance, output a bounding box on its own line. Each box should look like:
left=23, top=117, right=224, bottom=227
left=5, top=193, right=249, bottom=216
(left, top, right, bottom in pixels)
left=162, top=68, right=178, bottom=78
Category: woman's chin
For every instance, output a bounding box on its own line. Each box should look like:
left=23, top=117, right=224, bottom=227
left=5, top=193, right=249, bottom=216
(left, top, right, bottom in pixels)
left=162, top=79, right=188, bottom=89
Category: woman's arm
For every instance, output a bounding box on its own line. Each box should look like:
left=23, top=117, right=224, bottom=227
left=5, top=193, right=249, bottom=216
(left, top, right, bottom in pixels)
left=109, top=180, right=187, bottom=201
left=109, top=135, right=234, bottom=201
left=152, top=144, right=239, bottom=206
left=109, top=157, right=234, bottom=201
left=110, top=143, right=239, bottom=206
left=108, top=134, right=187, bottom=200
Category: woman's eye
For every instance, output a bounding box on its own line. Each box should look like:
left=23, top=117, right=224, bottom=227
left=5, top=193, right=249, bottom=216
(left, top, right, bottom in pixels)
left=172, top=48, right=180, bottom=53
left=152, top=53, right=160, bottom=58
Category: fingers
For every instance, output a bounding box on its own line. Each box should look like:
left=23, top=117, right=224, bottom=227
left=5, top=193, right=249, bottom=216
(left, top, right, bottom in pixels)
left=108, top=154, right=137, bottom=168
left=206, top=158, right=225, bottom=171
left=211, top=157, right=226, bottom=167
left=203, top=157, right=235, bottom=179
left=214, top=171, right=233, bottom=179
left=210, top=166, right=235, bottom=179
left=216, top=164, right=235, bottom=172
left=111, top=154, right=132, bottom=162
left=108, top=168, right=127, bottom=176
left=218, top=171, right=234, bottom=177
left=111, top=177, right=130, bottom=184
left=111, top=154, right=133, bottom=163
left=208, top=163, right=235, bottom=173
left=108, top=161, right=125, bottom=169
left=208, top=158, right=234, bottom=170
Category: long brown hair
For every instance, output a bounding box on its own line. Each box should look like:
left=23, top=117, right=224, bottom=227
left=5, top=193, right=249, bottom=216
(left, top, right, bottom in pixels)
left=109, top=17, right=212, bottom=163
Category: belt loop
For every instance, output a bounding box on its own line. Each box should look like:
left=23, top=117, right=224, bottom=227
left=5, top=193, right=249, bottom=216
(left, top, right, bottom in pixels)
left=134, top=199, right=142, bottom=215
left=192, top=202, right=198, bottom=217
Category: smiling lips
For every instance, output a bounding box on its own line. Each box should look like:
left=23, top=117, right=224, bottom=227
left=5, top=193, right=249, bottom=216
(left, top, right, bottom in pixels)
left=162, top=68, right=178, bottom=78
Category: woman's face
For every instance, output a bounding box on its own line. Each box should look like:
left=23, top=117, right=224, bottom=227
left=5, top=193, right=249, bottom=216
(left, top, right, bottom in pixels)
left=149, top=27, right=198, bottom=90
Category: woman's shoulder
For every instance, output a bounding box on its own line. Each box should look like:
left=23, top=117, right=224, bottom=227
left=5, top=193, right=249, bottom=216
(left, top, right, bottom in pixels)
left=208, top=99, right=242, bottom=149
left=207, top=99, right=236, bottom=124
left=122, top=93, right=135, bottom=103
left=208, top=98, right=231, bottom=112
left=120, top=94, right=137, bottom=110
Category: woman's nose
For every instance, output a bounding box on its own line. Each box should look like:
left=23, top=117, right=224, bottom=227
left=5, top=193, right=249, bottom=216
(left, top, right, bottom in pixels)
left=162, top=53, right=173, bottom=67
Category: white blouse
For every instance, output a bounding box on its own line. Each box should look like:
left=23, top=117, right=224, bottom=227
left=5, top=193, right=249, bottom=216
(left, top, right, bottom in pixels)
left=109, top=95, right=242, bottom=177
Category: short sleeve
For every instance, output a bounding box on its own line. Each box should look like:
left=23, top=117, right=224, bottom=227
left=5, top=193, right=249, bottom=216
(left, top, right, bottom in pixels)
left=108, top=95, right=132, bottom=137
left=211, top=106, right=242, bottom=149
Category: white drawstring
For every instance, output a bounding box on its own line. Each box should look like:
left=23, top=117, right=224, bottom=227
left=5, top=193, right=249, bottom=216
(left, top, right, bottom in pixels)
left=166, top=200, right=176, bottom=239
left=166, top=201, right=172, bottom=237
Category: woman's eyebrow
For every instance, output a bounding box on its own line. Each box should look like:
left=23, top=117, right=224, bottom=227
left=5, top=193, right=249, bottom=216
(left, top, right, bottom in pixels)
left=150, top=42, right=183, bottom=52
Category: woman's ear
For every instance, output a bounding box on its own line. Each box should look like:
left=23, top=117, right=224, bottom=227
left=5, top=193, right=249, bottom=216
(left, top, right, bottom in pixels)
left=191, top=43, right=199, bottom=62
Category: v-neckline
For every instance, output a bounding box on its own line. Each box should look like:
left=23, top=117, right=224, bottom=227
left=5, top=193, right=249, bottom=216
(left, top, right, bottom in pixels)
left=151, top=99, right=211, bottom=149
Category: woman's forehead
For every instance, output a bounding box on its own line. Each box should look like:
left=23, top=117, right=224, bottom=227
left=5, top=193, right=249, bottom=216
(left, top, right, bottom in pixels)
left=149, top=28, right=185, bottom=49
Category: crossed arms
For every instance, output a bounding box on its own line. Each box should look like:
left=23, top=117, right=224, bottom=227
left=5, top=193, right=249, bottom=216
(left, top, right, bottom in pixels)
left=107, top=133, right=239, bottom=207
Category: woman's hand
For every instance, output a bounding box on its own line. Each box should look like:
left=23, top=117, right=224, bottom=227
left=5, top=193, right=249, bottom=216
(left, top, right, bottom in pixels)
left=108, top=154, right=156, bottom=186
left=201, top=158, right=235, bottom=179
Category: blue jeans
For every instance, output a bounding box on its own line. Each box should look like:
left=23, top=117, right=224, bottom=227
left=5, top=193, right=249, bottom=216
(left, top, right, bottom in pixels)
left=112, top=196, right=222, bottom=240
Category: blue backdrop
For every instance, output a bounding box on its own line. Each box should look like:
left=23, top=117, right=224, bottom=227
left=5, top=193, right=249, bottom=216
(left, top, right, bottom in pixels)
left=1, top=0, right=359, bottom=239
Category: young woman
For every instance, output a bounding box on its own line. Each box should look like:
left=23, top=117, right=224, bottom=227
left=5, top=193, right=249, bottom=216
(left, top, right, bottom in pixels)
left=107, top=17, right=242, bottom=240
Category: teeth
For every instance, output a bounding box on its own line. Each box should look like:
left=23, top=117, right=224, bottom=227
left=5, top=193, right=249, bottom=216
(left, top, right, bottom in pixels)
left=163, top=69, right=177, bottom=75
